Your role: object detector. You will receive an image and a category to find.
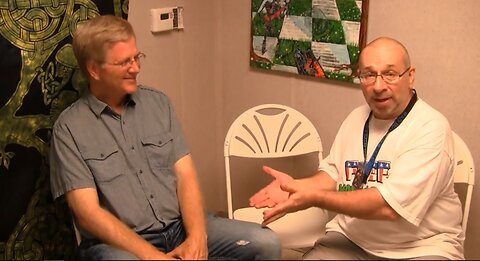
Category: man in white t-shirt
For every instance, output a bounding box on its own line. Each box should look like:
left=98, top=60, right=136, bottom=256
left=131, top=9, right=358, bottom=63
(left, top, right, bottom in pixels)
left=249, top=37, right=464, bottom=260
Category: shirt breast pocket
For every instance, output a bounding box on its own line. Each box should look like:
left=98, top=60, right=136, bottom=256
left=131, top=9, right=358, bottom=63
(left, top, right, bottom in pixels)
left=81, top=144, right=123, bottom=182
left=141, top=132, right=174, bottom=171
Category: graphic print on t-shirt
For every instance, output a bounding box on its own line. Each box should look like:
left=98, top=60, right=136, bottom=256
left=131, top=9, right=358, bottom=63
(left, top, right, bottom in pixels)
left=343, top=160, right=391, bottom=188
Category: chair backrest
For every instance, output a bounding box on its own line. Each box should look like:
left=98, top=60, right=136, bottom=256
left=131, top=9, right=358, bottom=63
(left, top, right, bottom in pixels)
left=224, top=104, right=323, bottom=218
left=452, top=131, right=475, bottom=234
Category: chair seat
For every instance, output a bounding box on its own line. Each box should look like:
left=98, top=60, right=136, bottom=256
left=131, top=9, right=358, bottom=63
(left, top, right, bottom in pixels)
left=234, top=207, right=328, bottom=248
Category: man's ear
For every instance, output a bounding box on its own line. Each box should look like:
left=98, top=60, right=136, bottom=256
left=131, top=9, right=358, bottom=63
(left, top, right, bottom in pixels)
left=408, top=67, right=416, bottom=88
left=86, top=60, right=100, bottom=80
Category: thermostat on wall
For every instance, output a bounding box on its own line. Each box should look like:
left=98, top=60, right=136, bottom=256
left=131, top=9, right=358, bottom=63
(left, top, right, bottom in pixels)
left=150, top=7, right=184, bottom=32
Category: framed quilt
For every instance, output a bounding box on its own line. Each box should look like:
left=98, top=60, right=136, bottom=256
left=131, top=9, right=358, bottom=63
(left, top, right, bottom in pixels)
left=250, top=0, right=369, bottom=84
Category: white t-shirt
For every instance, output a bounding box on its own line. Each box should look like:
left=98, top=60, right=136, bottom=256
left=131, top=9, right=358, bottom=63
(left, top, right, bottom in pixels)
left=319, top=99, right=464, bottom=259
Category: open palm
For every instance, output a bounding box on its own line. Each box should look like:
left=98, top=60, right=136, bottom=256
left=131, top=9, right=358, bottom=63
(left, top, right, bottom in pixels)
left=249, top=166, right=294, bottom=208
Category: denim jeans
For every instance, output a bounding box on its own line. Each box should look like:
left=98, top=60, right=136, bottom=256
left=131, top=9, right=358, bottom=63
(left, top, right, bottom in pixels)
left=76, top=213, right=281, bottom=260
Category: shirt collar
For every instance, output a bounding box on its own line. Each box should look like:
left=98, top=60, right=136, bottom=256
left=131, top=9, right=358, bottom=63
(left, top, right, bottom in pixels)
left=85, top=92, right=137, bottom=117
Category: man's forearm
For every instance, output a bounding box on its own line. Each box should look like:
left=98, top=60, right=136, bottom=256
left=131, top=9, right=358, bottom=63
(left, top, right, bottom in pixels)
left=85, top=209, right=167, bottom=258
left=67, top=189, right=169, bottom=259
left=314, top=187, right=399, bottom=220
left=298, top=171, right=337, bottom=191
left=297, top=172, right=398, bottom=220
left=177, top=181, right=207, bottom=238
left=174, top=156, right=207, bottom=239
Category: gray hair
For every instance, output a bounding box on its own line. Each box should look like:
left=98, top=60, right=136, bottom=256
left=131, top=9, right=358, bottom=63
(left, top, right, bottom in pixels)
left=72, top=15, right=135, bottom=74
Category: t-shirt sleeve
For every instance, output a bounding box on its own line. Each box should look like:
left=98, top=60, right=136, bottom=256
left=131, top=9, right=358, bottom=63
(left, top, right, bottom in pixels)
left=376, top=122, right=454, bottom=226
left=318, top=108, right=364, bottom=183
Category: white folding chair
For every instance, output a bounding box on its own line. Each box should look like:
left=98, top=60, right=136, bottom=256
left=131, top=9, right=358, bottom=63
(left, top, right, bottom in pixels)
left=452, top=131, right=475, bottom=234
left=73, top=220, right=81, bottom=245
left=224, top=104, right=329, bottom=249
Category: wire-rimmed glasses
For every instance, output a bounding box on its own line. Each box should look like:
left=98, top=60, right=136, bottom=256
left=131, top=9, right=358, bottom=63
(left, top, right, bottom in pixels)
left=103, top=52, right=146, bottom=69
left=358, top=67, right=410, bottom=85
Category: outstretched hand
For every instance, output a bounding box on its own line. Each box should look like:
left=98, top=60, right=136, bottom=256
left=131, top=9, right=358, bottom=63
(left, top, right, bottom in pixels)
left=249, top=166, right=294, bottom=208
left=261, top=179, right=317, bottom=226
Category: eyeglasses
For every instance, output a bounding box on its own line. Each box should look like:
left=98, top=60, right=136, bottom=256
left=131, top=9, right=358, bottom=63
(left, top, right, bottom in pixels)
left=358, top=67, right=410, bottom=85
left=103, top=52, right=146, bottom=68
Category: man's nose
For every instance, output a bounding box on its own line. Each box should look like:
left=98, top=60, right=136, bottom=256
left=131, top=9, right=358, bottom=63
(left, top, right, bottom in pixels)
left=373, top=75, right=387, bottom=91
left=128, top=60, right=140, bottom=73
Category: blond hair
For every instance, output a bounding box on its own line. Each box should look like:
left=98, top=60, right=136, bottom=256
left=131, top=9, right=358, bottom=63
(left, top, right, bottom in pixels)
left=72, top=15, right=135, bottom=74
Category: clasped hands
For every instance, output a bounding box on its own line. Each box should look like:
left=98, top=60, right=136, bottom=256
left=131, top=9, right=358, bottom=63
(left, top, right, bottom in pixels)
left=249, top=166, right=314, bottom=226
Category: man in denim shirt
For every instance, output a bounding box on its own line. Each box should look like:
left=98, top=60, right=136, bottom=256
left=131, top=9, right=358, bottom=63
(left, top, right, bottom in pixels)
left=50, top=15, right=280, bottom=260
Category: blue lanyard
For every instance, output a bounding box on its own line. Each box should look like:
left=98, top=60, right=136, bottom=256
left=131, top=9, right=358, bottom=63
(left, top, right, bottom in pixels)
left=360, top=90, right=418, bottom=185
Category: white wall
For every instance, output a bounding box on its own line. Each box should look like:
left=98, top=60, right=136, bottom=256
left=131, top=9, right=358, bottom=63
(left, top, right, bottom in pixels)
left=129, top=0, right=480, bottom=258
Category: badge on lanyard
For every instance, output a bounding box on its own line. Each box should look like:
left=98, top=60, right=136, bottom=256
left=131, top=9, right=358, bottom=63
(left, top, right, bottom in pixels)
left=352, top=161, right=366, bottom=190
left=352, top=90, right=418, bottom=190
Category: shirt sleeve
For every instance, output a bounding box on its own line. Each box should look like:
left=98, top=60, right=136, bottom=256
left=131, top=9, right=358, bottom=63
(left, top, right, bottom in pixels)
left=49, top=121, right=96, bottom=199
left=165, top=96, right=189, bottom=164
left=376, top=121, right=454, bottom=226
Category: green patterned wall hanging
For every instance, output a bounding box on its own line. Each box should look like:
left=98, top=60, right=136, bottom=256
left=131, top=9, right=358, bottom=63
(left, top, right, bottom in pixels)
left=0, top=1, right=128, bottom=259
left=250, top=0, right=369, bottom=84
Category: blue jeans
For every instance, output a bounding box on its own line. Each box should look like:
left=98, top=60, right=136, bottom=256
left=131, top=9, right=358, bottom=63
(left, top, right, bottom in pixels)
left=76, top=213, right=281, bottom=260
